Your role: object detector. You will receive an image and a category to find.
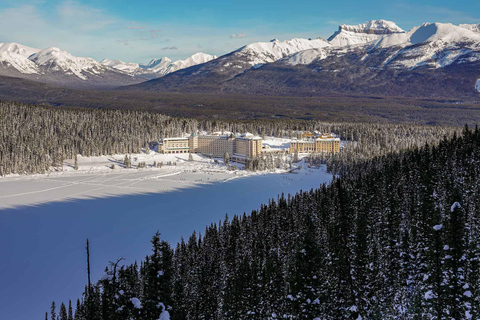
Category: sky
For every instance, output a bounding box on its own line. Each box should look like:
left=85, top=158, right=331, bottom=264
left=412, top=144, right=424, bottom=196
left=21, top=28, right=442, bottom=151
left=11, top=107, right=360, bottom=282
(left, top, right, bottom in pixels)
left=0, top=0, right=478, bottom=64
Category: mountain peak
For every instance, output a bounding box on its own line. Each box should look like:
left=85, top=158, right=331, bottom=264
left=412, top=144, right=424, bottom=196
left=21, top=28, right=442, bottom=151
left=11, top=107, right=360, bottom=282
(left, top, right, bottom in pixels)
left=459, top=23, right=480, bottom=33
left=30, top=47, right=103, bottom=80
left=0, top=42, right=40, bottom=58
left=328, top=19, right=405, bottom=46
left=338, top=20, right=405, bottom=35
left=144, top=57, right=172, bottom=69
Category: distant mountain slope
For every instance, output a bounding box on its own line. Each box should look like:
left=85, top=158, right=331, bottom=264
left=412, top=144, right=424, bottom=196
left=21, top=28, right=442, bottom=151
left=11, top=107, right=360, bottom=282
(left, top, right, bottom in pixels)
left=130, top=20, right=480, bottom=99
left=0, top=43, right=143, bottom=89
left=328, top=19, right=405, bottom=47
left=129, top=37, right=332, bottom=92
left=1, top=19, right=480, bottom=97
left=100, top=52, right=217, bottom=79
left=0, top=43, right=217, bottom=89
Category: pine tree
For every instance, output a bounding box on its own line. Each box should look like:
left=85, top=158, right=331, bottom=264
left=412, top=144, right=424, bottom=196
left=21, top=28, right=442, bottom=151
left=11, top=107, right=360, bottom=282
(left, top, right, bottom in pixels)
left=293, top=149, right=299, bottom=163
left=68, top=300, right=73, bottom=320
left=59, top=303, right=67, bottom=320
left=51, top=302, right=56, bottom=320
left=223, top=152, right=229, bottom=165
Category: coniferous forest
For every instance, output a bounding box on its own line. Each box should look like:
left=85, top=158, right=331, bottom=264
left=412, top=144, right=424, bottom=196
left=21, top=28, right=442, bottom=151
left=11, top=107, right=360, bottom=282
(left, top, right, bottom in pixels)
left=52, top=127, right=480, bottom=320
left=0, top=101, right=457, bottom=175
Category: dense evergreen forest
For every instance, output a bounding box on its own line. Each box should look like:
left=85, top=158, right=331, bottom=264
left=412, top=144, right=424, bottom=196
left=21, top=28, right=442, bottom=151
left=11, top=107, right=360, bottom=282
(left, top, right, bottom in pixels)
left=50, top=127, right=480, bottom=320
left=0, top=101, right=457, bottom=175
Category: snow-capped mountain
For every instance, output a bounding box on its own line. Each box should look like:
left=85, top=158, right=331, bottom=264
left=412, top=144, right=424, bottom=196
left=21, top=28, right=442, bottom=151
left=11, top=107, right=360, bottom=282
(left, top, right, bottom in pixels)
left=99, top=53, right=217, bottom=78
left=29, top=47, right=107, bottom=80
left=100, top=59, right=141, bottom=75
left=0, top=40, right=218, bottom=88
left=0, top=43, right=40, bottom=74
left=328, top=20, right=405, bottom=47
left=133, top=19, right=480, bottom=98
left=143, top=57, right=172, bottom=73
left=460, top=23, right=480, bottom=33
left=0, top=43, right=145, bottom=88
left=1, top=18, right=480, bottom=97
left=167, top=52, right=217, bottom=74
left=233, top=38, right=331, bottom=66
left=287, top=22, right=480, bottom=70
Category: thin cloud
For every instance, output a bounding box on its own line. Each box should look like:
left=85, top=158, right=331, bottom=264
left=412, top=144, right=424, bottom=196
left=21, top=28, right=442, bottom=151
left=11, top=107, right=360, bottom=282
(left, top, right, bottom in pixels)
left=161, top=46, right=177, bottom=50
left=126, top=26, right=145, bottom=29
left=56, top=1, right=115, bottom=31
left=116, top=40, right=130, bottom=46
left=149, top=29, right=161, bottom=38
left=230, top=33, right=246, bottom=39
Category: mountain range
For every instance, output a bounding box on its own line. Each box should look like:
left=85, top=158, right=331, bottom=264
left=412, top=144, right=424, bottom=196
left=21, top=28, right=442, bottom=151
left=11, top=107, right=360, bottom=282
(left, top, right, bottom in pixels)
left=133, top=20, right=480, bottom=98
left=0, top=43, right=217, bottom=89
left=0, top=19, right=480, bottom=98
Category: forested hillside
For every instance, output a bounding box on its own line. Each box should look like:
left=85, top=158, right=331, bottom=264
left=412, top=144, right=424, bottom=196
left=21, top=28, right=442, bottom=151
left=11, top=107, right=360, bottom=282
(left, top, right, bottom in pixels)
left=0, top=101, right=457, bottom=175
left=57, top=127, right=480, bottom=320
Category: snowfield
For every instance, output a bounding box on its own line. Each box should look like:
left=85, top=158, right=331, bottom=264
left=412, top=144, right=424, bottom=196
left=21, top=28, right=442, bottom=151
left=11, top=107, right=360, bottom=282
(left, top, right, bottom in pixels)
left=0, top=137, right=298, bottom=209
left=0, top=147, right=332, bottom=320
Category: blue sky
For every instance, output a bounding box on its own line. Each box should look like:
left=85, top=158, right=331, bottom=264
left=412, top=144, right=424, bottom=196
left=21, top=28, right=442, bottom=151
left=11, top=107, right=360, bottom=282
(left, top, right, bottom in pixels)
left=0, top=0, right=478, bottom=64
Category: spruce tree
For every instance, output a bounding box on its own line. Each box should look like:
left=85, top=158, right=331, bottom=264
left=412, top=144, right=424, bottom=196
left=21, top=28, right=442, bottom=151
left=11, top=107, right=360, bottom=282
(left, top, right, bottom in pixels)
left=59, top=303, right=67, bottom=320
left=51, top=302, right=56, bottom=320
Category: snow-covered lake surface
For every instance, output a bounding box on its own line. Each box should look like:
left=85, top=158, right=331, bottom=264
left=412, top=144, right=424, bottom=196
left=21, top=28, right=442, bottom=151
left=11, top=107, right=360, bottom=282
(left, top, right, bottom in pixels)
left=0, top=148, right=288, bottom=210
left=0, top=158, right=331, bottom=320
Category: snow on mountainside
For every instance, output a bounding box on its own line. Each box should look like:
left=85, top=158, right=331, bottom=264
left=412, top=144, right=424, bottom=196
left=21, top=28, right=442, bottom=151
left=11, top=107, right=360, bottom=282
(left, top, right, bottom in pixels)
left=0, top=43, right=40, bottom=74
left=99, top=53, right=217, bottom=78
left=0, top=43, right=39, bottom=58
left=0, top=41, right=216, bottom=83
left=234, top=38, right=331, bottom=66
left=168, top=53, right=217, bottom=74
left=2, top=19, right=480, bottom=94
left=100, top=59, right=140, bottom=74
left=143, top=57, right=172, bottom=73
left=287, top=22, right=480, bottom=70
left=460, top=23, right=480, bottom=33
left=30, top=47, right=106, bottom=80
left=328, top=20, right=405, bottom=47
left=382, top=23, right=480, bottom=69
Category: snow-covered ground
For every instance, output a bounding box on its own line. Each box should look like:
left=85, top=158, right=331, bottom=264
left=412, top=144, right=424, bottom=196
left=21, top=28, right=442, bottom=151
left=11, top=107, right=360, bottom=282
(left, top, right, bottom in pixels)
left=262, top=136, right=291, bottom=151
left=0, top=153, right=331, bottom=320
left=0, top=146, right=296, bottom=210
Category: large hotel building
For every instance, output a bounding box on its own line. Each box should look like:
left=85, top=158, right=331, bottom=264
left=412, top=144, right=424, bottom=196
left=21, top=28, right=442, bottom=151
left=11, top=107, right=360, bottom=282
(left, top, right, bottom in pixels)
left=289, top=133, right=341, bottom=154
left=159, top=132, right=340, bottom=163
left=158, top=133, right=263, bottom=164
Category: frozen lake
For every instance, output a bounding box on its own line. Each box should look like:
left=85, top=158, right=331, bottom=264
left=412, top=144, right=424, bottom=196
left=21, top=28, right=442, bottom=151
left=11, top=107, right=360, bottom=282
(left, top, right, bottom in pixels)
left=0, top=165, right=331, bottom=320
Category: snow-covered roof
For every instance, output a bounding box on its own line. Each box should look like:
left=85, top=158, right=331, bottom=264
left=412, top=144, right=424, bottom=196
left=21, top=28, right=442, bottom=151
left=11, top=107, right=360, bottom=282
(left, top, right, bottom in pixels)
left=238, top=132, right=262, bottom=140
left=162, top=137, right=189, bottom=141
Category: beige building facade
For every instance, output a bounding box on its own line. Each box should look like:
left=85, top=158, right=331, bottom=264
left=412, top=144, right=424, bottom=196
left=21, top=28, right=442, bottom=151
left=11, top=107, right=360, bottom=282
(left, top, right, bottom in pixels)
left=159, top=133, right=263, bottom=163
left=290, top=133, right=341, bottom=154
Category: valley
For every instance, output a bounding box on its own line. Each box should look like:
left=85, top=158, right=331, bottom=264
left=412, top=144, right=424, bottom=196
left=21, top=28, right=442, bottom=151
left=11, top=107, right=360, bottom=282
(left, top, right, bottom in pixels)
left=1, top=5, right=480, bottom=319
